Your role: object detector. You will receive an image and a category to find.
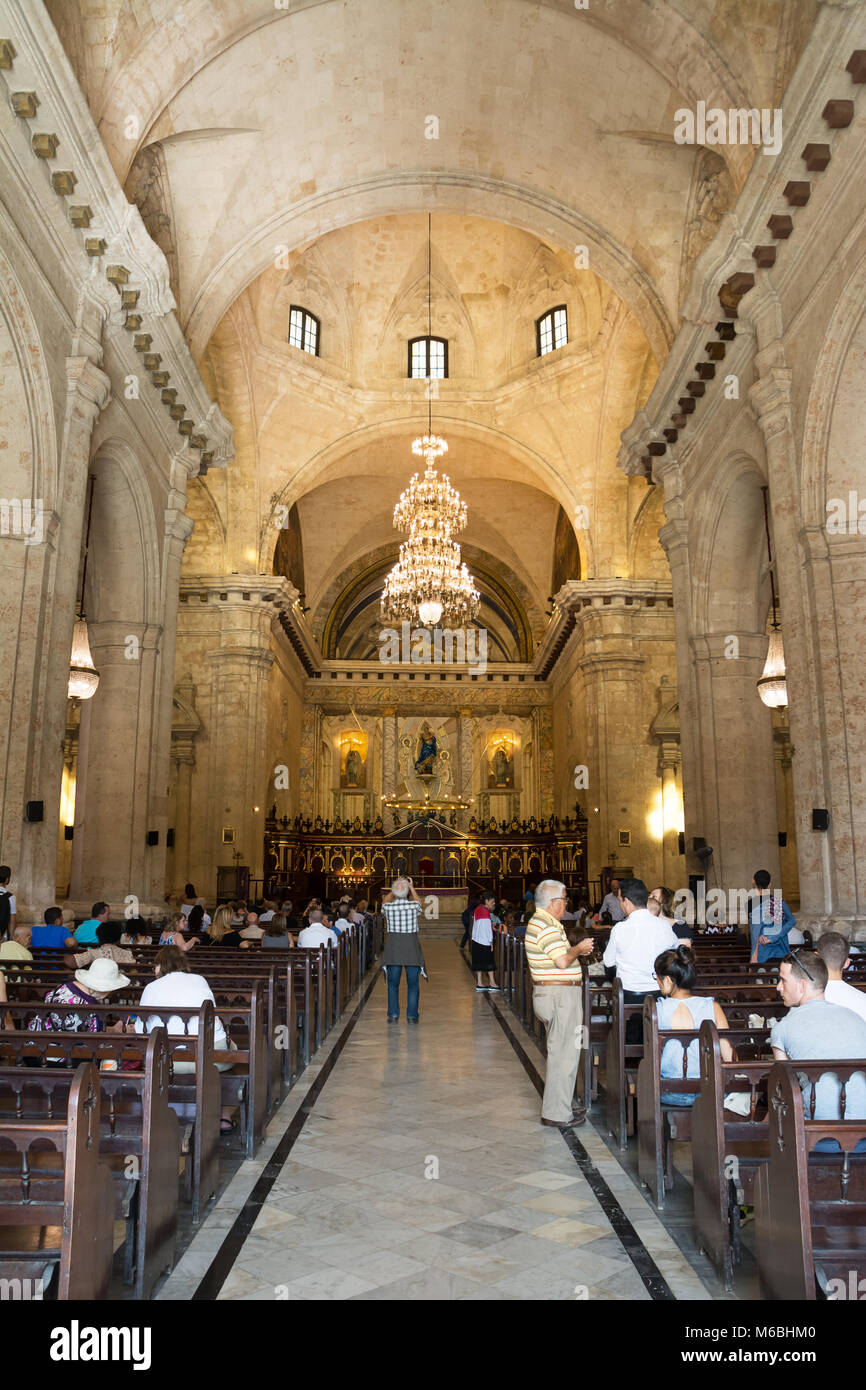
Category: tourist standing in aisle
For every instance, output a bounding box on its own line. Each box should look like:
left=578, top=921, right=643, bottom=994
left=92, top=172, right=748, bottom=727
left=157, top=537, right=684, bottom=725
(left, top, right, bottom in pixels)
left=381, top=876, right=427, bottom=1023
left=525, top=880, right=594, bottom=1129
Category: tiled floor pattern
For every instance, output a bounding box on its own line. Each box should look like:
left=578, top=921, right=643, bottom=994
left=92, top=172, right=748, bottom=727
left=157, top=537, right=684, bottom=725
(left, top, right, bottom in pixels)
left=159, top=941, right=714, bottom=1301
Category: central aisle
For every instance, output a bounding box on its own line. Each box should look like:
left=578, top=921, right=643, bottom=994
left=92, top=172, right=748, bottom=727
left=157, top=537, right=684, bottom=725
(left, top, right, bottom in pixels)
left=160, top=940, right=712, bottom=1300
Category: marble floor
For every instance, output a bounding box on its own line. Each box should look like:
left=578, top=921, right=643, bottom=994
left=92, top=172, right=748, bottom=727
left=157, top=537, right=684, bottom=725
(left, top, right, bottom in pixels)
left=157, top=940, right=722, bottom=1301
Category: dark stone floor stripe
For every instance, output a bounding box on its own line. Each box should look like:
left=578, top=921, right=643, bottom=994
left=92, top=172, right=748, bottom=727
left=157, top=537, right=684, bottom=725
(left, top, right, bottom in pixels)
left=190, top=967, right=382, bottom=1301
left=481, top=980, right=677, bottom=1301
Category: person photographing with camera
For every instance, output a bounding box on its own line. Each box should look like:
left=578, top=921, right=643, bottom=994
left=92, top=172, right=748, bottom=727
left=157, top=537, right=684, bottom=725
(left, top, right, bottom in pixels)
left=380, top=876, right=427, bottom=1024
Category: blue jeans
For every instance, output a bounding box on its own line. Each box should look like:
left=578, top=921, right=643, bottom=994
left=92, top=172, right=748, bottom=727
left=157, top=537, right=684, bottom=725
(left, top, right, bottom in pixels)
left=386, top=965, right=420, bottom=1019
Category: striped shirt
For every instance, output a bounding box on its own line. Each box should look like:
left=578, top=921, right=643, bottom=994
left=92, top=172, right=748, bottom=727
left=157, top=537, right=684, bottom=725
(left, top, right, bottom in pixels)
left=382, top=898, right=422, bottom=933
left=525, top=907, right=581, bottom=985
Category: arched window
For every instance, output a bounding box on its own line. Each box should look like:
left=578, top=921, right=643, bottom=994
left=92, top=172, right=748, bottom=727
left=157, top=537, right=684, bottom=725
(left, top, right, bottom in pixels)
left=408, top=336, right=448, bottom=379
left=289, top=306, right=320, bottom=356
left=536, top=305, right=567, bottom=357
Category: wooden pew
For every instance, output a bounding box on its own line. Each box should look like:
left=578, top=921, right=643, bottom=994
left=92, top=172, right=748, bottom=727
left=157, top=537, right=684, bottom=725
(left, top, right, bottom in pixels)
left=604, top=979, right=785, bottom=1153
left=636, top=1000, right=777, bottom=1209
left=0, top=999, right=222, bottom=1212
left=605, top=979, right=645, bottom=1148
left=692, top=1022, right=773, bottom=1288
left=0, top=1027, right=178, bottom=1298
left=755, top=1059, right=866, bottom=1300
left=0, top=1061, right=117, bottom=1299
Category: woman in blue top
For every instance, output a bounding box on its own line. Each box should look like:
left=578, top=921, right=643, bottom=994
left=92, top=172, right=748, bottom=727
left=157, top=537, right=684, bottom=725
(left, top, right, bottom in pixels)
left=748, top=869, right=796, bottom=963
left=655, top=946, right=733, bottom=1106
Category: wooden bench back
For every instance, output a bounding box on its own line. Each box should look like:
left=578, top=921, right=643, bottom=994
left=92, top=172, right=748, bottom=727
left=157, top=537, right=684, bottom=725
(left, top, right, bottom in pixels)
left=0, top=1061, right=117, bottom=1298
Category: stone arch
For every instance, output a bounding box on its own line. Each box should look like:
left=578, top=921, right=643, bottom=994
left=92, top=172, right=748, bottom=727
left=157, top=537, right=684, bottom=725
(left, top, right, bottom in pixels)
left=629, top=485, right=671, bottom=581
left=260, top=414, right=590, bottom=574
left=690, top=454, right=770, bottom=635
left=801, top=250, right=866, bottom=528
left=186, top=174, right=675, bottom=370
left=0, top=242, right=58, bottom=510
left=85, top=439, right=162, bottom=628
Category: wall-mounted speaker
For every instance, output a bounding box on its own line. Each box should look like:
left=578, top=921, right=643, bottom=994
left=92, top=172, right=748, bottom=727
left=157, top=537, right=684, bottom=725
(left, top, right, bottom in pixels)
left=677, top=831, right=685, bottom=856
left=812, top=809, right=829, bottom=831
left=166, top=829, right=175, bottom=849
left=778, top=831, right=787, bottom=848
left=146, top=830, right=159, bottom=846
left=64, top=825, right=74, bottom=841
left=25, top=800, right=43, bottom=822
left=690, top=836, right=707, bottom=853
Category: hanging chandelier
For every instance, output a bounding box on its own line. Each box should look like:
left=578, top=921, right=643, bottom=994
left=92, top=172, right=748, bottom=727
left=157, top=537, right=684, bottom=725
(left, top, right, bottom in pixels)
left=67, top=475, right=99, bottom=701
left=757, top=484, right=787, bottom=709
left=380, top=217, right=480, bottom=629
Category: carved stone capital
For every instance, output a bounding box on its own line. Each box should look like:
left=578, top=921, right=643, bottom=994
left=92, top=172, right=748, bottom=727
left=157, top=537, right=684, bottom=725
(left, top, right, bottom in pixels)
left=65, top=356, right=111, bottom=421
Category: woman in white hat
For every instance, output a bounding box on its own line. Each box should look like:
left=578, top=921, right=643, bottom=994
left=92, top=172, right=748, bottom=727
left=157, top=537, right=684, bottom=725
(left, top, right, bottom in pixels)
left=28, top=955, right=133, bottom=1033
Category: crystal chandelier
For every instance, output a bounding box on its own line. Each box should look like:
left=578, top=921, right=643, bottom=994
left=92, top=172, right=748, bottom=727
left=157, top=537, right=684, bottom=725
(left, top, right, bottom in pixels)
left=381, top=215, right=480, bottom=629
left=381, top=434, right=480, bottom=628
left=757, top=485, right=787, bottom=709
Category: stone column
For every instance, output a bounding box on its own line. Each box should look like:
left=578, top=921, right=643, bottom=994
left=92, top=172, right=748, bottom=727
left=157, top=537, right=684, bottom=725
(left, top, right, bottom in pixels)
left=773, top=713, right=799, bottom=907
left=689, top=632, right=779, bottom=892
left=659, top=741, right=682, bottom=888
left=749, top=357, right=854, bottom=932
left=10, top=357, right=110, bottom=917
left=171, top=746, right=195, bottom=892
left=143, top=464, right=195, bottom=902
left=659, top=507, right=704, bottom=879
left=457, top=707, right=474, bottom=805
left=69, top=620, right=162, bottom=907
left=381, top=707, right=399, bottom=802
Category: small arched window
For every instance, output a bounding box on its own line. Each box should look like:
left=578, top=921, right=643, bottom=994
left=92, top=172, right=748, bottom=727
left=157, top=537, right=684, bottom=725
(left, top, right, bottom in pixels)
left=536, top=305, right=567, bottom=357
left=408, top=336, right=448, bottom=379
left=289, top=306, right=320, bottom=356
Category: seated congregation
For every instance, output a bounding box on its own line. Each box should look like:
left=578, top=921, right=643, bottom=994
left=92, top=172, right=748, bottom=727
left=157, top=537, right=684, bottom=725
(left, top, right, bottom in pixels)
left=495, top=875, right=866, bottom=1301
left=0, top=878, right=379, bottom=1300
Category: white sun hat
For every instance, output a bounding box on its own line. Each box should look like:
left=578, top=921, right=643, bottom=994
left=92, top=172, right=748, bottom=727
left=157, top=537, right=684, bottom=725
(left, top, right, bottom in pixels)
left=73, top=956, right=132, bottom=993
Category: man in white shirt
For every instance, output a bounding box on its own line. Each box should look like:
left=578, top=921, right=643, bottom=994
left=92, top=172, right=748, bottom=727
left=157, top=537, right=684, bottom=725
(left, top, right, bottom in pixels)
left=817, top=931, right=866, bottom=1024
left=595, top=879, right=625, bottom=924
left=297, top=909, right=338, bottom=949
left=603, top=878, right=679, bottom=1039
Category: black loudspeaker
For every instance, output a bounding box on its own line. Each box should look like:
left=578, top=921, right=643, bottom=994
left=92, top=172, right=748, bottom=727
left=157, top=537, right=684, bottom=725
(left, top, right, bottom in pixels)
left=691, top=836, right=707, bottom=853
left=677, top=831, right=685, bottom=856
left=166, top=829, right=175, bottom=849
left=146, top=830, right=159, bottom=846
left=778, top=831, right=787, bottom=848
left=812, top=809, right=829, bottom=831
left=25, top=800, right=44, bottom=822
left=64, top=826, right=74, bottom=841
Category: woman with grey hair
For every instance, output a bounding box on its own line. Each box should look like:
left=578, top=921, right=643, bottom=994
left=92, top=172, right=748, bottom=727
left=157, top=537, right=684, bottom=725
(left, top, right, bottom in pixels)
left=380, top=876, right=427, bottom=1023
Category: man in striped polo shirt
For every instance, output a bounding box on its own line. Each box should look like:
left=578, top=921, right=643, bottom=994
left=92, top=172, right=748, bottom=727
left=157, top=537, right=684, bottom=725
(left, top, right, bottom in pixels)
left=526, top=880, right=594, bottom=1129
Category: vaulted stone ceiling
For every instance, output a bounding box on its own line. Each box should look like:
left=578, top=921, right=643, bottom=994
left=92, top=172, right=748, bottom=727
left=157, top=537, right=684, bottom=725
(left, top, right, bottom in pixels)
left=46, top=0, right=817, bottom=662
left=49, top=0, right=817, bottom=352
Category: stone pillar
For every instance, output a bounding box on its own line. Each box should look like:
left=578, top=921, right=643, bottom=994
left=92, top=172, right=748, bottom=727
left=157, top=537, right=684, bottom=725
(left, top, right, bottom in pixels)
left=144, top=467, right=195, bottom=902
left=749, top=357, right=856, bottom=933
left=69, top=620, right=162, bottom=908
left=10, top=357, right=110, bottom=918
left=176, top=578, right=292, bottom=898
left=457, top=707, right=474, bottom=805
left=382, top=707, right=399, bottom=802
left=171, top=747, right=195, bottom=892
left=689, top=632, right=779, bottom=891
left=659, top=508, right=704, bottom=879
left=773, top=713, right=799, bottom=907
left=659, top=741, right=682, bottom=888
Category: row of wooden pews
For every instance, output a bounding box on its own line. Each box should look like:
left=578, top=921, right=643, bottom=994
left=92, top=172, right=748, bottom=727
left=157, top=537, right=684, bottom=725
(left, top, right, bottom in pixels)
left=495, top=924, right=866, bottom=1299
left=0, top=915, right=381, bottom=1299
